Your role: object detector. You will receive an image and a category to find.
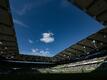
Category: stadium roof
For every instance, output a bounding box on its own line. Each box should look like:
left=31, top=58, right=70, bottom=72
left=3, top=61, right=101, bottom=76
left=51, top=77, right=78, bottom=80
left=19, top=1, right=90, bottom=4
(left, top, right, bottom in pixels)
left=1, top=0, right=107, bottom=63
left=54, top=28, right=107, bottom=59
left=54, top=0, right=107, bottom=60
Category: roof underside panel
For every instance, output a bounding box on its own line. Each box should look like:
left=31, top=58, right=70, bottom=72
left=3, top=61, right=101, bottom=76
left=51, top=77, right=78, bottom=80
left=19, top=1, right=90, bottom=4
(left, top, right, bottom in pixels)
left=0, top=0, right=20, bottom=60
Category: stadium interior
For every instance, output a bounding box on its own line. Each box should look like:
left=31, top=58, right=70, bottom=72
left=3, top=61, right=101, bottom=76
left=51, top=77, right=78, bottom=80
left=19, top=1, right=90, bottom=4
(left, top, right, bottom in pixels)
left=0, top=0, right=107, bottom=79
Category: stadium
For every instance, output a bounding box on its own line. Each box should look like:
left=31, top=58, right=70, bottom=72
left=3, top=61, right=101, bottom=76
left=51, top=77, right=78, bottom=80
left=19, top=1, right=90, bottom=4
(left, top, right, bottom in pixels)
left=0, top=0, right=107, bottom=79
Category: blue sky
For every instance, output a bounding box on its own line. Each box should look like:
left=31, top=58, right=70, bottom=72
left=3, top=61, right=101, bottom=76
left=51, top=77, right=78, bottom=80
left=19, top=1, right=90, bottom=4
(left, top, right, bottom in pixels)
left=9, top=0, right=102, bottom=57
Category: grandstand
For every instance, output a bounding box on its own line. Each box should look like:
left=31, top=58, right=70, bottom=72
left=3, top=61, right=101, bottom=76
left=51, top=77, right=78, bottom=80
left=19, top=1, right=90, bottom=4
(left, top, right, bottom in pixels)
left=39, top=56, right=107, bottom=73
left=53, top=27, right=107, bottom=64
left=54, top=0, right=107, bottom=63
left=0, top=0, right=107, bottom=76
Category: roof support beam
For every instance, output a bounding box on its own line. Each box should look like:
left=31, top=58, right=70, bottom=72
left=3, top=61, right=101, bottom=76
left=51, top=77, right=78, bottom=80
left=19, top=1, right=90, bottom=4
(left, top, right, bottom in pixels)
left=0, top=40, right=16, bottom=43
left=0, top=22, right=12, bottom=28
left=0, top=32, right=15, bottom=37
left=77, top=43, right=94, bottom=50
left=87, top=38, right=107, bottom=44
left=86, top=0, right=97, bottom=10
left=71, top=48, right=84, bottom=53
left=0, top=5, right=8, bottom=11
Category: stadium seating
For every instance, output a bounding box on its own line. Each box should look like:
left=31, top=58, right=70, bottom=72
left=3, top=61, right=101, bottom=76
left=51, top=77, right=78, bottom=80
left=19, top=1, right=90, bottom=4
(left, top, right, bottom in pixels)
left=38, top=56, right=107, bottom=73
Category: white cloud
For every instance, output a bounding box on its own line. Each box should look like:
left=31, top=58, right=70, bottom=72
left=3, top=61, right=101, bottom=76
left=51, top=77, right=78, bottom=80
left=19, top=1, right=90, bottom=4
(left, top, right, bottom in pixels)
left=31, top=48, right=53, bottom=57
left=32, top=49, right=36, bottom=53
left=13, top=19, right=29, bottom=28
left=39, top=50, right=50, bottom=56
left=15, top=3, right=33, bottom=16
left=28, top=39, right=33, bottom=44
left=40, top=32, right=55, bottom=43
left=13, top=0, right=53, bottom=16
left=31, top=48, right=39, bottom=53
